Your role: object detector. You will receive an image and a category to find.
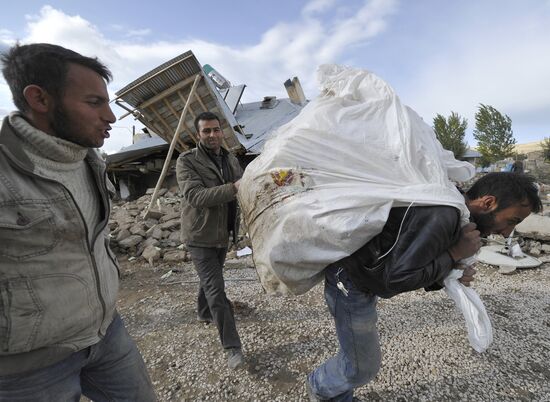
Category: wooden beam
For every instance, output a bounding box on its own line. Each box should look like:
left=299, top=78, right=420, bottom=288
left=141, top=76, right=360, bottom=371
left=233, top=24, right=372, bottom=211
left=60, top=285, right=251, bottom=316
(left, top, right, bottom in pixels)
left=118, top=75, right=198, bottom=120
left=194, top=92, right=208, bottom=111
left=162, top=99, right=197, bottom=144
left=175, top=91, right=199, bottom=144
left=149, top=105, right=188, bottom=151
left=144, top=74, right=202, bottom=219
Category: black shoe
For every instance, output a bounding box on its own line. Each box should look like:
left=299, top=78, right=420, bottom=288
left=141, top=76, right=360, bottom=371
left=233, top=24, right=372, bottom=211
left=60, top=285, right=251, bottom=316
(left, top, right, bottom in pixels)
left=226, top=348, right=244, bottom=369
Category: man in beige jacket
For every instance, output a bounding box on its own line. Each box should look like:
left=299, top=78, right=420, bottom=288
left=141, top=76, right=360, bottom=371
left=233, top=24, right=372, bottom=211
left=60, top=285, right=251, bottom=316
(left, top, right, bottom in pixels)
left=0, top=43, right=155, bottom=401
left=176, top=111, right=244, bottom=369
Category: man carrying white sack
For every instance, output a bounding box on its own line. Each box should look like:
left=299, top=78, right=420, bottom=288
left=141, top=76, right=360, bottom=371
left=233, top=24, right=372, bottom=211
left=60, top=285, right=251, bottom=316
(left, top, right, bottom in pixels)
left=307, top=172, right=542, bottom=402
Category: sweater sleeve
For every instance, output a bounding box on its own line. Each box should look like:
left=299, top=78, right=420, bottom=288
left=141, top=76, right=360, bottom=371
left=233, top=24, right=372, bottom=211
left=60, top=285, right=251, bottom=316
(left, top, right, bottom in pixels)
left=384, top=206, right=461, bottom=294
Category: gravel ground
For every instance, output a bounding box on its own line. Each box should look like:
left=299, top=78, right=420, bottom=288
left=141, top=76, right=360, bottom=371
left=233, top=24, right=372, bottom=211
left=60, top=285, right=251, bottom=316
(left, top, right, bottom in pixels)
left=116, top=255, right=550, bottom=402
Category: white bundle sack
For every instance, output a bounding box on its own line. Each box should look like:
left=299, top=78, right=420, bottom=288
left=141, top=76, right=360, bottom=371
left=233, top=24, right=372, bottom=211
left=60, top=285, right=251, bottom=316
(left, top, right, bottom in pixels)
left=444, top=268, right=493, bottom=352
left=238, top=64, right=475, bottom=295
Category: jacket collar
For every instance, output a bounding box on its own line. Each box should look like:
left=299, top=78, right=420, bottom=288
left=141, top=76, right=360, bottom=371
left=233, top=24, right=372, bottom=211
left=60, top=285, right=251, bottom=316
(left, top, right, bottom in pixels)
left=195, top=142, right=228, bottom=181
left=0, top=115, right=34, bottom=170
left=0, top=114, right=105, bottom=175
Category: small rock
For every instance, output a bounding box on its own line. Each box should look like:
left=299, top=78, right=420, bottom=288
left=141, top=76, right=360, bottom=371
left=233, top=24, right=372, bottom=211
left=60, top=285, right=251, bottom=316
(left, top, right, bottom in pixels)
left=118, top=235, right=144, bottom=249
left=162, top=250, right=187, bottom=263
left=498, top=265, right=517, bottom=275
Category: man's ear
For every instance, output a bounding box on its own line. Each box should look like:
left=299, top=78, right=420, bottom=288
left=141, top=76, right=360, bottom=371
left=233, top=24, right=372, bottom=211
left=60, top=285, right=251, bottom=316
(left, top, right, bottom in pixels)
left=468, top=195, right=498, bottom=213
left=480, top=195, right=498, bottom=212
left=22, top=85, right=52, bottom=113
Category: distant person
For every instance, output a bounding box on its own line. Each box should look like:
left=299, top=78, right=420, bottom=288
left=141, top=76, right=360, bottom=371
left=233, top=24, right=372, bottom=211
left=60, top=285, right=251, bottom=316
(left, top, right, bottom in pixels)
left=307, top=173, right=542, bottom=401
left=0, top=43, right=155, bottom=401
left=176, top=111, right=245, bottom=369
left=511, top=159, right=524, bottom=173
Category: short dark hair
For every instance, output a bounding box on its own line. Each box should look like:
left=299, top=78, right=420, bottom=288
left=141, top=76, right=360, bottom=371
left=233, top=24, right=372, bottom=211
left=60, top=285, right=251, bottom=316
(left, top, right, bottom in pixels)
left=466, top=172, right=542, bottom=213
left=1, top=43, right=112, bottom=112
left=194, top=111, right=220, bottom=132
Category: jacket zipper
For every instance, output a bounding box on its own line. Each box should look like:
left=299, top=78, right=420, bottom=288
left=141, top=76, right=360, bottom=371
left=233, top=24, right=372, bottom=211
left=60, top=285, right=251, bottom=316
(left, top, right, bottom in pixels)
left=62, top=176, right=108, bottom=335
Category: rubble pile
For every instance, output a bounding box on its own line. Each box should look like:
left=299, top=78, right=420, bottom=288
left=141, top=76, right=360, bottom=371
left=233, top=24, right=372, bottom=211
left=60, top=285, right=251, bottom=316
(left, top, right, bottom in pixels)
left=108, top=187, right=250, bottom=265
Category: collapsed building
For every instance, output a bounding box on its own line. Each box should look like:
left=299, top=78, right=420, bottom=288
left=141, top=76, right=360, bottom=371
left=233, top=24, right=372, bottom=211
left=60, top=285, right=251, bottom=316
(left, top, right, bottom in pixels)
left=107, top=50, right=308, bottom=200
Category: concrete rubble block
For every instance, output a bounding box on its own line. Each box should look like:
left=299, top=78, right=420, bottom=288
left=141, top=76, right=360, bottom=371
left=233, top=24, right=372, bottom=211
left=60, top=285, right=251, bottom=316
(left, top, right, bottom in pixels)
left=111, top=209, right=134, bottom=225
left=127, top=209, right=140, bottom=217
left=118, top=222, right=133, bottom=232
left=142, top=237, right=160, bottom=248
left=129, top=223, right=147, bottom=237
left=158, top=188, right=168, bottom=196
left=115, top=228, right=132, bottom=242
left=137, top=194, right=151, bottom=203
left=168, top=231, right=181, bottom=242
left=151, top=227, right=164, bottom=240
left=142, top=245, right=161, bottom=265
left=159, top=212, right=180, bottom=223
left=161, top=230, right=171, bottom=239
left=143, top=218, right=159, bottom=230
left=515, top=214, right=550, bottom=241
left=162, top=250, right=187, bottom=263
left=145, top=188, right=155, bottom=195
left=146, top=210, right=164, bottom=220
left=159, top=219, right=180, bottom=230
left=164, top=191, right=175, bottom=198
left=542, top=244, right=550, bottom=253
left=118, top=234, right=144, bottom=249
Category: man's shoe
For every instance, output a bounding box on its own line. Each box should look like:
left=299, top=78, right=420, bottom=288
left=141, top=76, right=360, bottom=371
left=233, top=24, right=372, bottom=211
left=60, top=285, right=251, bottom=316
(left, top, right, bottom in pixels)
left=196, top=315, right=212, bottom=324
left=227, top=348, right=244, bottom=369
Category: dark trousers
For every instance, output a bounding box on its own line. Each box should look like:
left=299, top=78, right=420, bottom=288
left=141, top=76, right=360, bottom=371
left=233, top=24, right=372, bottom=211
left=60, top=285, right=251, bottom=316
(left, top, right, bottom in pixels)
left=188, top=246, right=241, bottom=350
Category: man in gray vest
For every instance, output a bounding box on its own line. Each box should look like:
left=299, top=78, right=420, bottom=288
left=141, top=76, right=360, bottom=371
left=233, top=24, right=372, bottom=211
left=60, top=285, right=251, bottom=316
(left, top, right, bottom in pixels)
left=0, top=43, right=155, bottom=401
left=176, top=111, right=244, bottom=369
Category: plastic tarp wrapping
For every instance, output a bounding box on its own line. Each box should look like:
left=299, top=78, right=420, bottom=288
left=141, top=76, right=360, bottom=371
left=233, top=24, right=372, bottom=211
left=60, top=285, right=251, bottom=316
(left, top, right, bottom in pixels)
left=238, top=64, right=475, bottom=295
left=444, top=268, right=493, bottom=352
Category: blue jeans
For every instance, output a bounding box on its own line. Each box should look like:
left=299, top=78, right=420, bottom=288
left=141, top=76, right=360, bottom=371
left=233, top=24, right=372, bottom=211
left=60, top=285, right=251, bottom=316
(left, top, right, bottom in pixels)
left=308, top=265, right=381, bottom=401
left=0, top=313, right=156, bottom=402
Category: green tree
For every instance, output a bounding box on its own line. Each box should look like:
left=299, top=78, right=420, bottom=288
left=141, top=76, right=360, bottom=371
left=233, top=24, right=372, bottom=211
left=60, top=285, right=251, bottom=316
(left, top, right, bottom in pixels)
left=473, top=104, right=516, bottom=164
left=541, top=137, right=550, bottom=162
left=433, top=112, right=468, bottom=159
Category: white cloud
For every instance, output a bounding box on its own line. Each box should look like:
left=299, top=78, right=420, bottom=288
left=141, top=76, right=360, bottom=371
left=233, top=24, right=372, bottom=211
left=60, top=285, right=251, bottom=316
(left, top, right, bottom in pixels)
left=126, top=28, right=152, bottom=38
left=0, top=1, right=402, bottom=152
left=303, top=0, right=337, bottom=15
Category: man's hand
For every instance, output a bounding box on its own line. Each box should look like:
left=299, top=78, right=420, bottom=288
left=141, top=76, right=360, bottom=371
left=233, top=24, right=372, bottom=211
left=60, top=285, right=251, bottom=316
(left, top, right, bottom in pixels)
left=457, top=265, right=477, bottom=287
left=233, top=179, right=241, bottom=192
left=448, top=222, right=481, bottom=262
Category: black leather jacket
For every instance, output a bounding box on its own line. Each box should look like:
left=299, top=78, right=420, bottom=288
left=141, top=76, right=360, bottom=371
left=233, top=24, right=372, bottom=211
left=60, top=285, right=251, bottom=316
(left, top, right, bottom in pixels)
left=334, top=205, right=462, bottom=298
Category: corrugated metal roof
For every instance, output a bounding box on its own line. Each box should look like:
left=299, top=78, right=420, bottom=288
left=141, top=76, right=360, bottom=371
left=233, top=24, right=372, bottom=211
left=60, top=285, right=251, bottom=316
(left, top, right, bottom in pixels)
left=106, top=136, right=168, bottom=166
left=236, top=98, right=307, bottom=154
left=115, top=51, right=200, bottom=107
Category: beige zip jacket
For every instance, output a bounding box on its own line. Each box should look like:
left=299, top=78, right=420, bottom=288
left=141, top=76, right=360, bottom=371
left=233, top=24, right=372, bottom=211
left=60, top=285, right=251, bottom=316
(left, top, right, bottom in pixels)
left=0, top=117, right=119, bottom=375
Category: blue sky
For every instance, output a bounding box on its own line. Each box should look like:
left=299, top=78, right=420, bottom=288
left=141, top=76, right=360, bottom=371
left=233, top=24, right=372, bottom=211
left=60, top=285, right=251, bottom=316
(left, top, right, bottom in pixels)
left=1, top=0, right=549, bottom=154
